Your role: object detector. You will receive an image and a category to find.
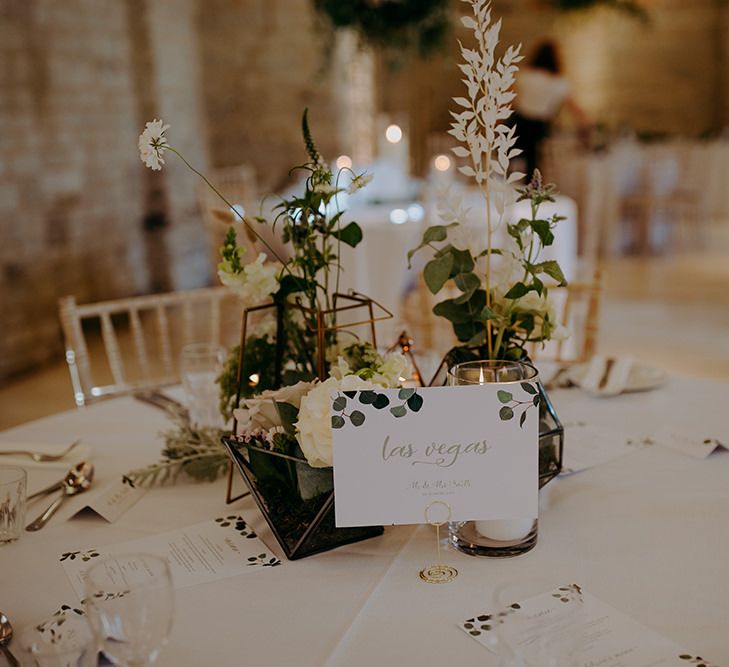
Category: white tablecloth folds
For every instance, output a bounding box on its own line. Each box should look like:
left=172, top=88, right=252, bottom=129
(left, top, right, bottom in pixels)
left=1, top=376, right=728, bottom=665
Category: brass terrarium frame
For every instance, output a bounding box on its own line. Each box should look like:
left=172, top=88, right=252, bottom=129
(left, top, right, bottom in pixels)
left=223, top=291, right=392, bottom=504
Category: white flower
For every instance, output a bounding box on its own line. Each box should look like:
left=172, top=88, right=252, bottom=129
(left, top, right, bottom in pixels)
left=218, top=252, right=279, bottom=306
left=347, top=172, right=373, bottom=194
left=233, top=381, right=313, bottom=434
left=370, top=352, right=410, bottom=388
left=138, top=119, right=170, bottom=171
left=296, top=374, right=377, bottom=468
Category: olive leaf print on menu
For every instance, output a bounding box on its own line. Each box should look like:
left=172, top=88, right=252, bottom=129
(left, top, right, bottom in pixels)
left=331, top=389, right=425, bottom=429
left=497, top=382, right=539, bottom=427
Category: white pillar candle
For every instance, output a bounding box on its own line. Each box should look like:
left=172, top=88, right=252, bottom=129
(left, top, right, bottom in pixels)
left=474, top=518, right=535, bottom=542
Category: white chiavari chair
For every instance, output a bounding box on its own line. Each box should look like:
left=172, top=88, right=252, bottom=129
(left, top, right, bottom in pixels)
left=58, top=287, right=241, bottom=407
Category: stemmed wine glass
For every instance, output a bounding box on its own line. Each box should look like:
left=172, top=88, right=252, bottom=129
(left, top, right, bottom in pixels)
left=83, top=553, right=174, bottom=666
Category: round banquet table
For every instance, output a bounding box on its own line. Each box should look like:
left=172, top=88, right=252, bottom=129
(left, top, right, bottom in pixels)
left=1, top=375, right=728, bottom=666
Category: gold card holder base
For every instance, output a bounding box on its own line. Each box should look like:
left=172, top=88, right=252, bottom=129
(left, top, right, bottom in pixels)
left=419, top=500, right=458, bottom=584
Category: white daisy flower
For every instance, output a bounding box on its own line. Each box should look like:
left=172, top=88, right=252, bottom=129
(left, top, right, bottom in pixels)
left=138, top=119, right=170, bottom=171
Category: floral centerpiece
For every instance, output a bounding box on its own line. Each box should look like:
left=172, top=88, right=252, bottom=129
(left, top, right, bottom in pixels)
left=409, top=0, right=566, bottom=485
left=135, top=110, right=409, bottom=557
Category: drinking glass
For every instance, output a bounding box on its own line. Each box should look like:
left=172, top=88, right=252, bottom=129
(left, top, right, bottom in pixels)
left=180, top=343, right=225, bottom=427
left=16, top=614, right=96, bottom=666
left=447, top=360, right=539, bottom=557
left=0, top=465, right=26, bottom=543
left=83, top=553, right=174, bottom=666
left=491, top=580, right=585, bottom=666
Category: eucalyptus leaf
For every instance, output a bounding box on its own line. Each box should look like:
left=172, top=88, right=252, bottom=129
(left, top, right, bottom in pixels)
left=497, top=390, right=513, bottom=403
left=407, top=393, right=424, bottom=412
left=499, top=406, right=514, bottom=420
left=454, top=271, right=480, bottom=295
left=349, top=410, right=366, bottom=427
left=424, top=253, right=454, bottom=294
left=358, top=390, right=377, bottom=405
left=390, top=405, right=407, bottom=418
left=520, top=382, right=537, bottom=395
left=519, top=411, right=527, bottom=428
left=332, top=396, right=347, bottom=411
left=373, top=393, right=390, bottom=409
left=331, top=415, right=345, bottom=429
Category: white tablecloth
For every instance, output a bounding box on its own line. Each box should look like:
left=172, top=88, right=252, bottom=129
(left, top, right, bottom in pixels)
left=1, top=376, right=728, bottom=665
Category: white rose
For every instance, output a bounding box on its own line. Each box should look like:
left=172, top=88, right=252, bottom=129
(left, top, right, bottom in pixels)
left=295, top=375, right=377, bottom=468
left=234, top=381, right=313, bottom=433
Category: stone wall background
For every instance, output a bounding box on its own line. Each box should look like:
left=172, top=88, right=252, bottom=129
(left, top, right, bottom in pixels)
left=1, top=0, right=727, bottom=380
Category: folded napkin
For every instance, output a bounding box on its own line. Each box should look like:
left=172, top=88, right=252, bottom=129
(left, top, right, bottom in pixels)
left=0, top=440, right=93, bottom=470
left=577, top=355, right=634, bottom=397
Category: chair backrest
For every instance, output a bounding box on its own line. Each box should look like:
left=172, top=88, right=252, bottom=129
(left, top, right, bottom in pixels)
left=59, top=287, right=242, bottom=407
left=526, top=266, right=603, bottom=365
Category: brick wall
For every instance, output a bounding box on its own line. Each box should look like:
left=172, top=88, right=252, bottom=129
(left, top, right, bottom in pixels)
left=0, top=0, right=146, bottom=378
left=1, top=0, right=726, bottom=381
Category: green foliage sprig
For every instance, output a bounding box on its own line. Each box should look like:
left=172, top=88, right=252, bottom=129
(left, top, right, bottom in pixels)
left=126, top=404, right=229, bottom=486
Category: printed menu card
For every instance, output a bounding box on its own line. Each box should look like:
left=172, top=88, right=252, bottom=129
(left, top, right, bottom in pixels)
left=461, top=585, right=714, bottom=666
left=60, top=515, right=280, bottom=599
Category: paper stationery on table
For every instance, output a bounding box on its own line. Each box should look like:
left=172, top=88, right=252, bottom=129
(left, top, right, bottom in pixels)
left=60, top=515, right=280, bottom=599
left=460, top=585, right=714, bottom=666
left=654, top=431, right=727, bottom=460
left=69, top=477, right=146, bottom=523
left=331, top=385, right=538, bottom=527
left=559, top=422, right=648, bottom=475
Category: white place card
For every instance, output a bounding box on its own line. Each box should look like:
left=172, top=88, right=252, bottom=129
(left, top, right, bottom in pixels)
left=655, top=431, right=726, bottom=460
left=460, top=585, right=715, bottom=666
left=331, top=385, right=538, bottom=527
left=60, top=515, right=280, bottom=599
left=559, top=422, right=648, bottom=475
left=69, top=477, right=146, bottom=523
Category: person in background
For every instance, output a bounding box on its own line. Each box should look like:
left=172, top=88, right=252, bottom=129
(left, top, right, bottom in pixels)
left=513, top=40, right=588, bottom=177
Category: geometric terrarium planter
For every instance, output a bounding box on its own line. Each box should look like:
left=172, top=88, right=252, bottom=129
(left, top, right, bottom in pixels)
left=221, top=291, right=391, bottom=560
left=221, top=438, right=383, bottom=559
left=536, top=381, right=564, bottom=488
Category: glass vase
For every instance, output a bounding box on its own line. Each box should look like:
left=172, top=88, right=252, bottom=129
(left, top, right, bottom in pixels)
left=446, top=360, right=544, bottom=557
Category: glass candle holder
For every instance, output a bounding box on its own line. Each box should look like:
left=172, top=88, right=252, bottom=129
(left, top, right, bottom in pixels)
left=447, top=360, right=538, bottom=558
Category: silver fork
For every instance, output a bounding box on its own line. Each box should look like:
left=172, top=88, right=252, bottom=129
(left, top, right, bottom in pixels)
left=0, top=439, right=81, bottom=463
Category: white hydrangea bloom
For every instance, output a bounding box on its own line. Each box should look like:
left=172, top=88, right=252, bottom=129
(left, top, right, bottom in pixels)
left=138, top=119, right=170, bottom=171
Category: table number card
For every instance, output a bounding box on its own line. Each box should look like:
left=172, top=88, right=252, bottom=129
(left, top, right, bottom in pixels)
left=331, top=385, right=538, bottom=527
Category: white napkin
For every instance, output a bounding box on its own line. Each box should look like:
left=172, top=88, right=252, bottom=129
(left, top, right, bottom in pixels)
left=577, top=355, right=634, bottom=397
left=0, top=440, right=93, bottom=470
